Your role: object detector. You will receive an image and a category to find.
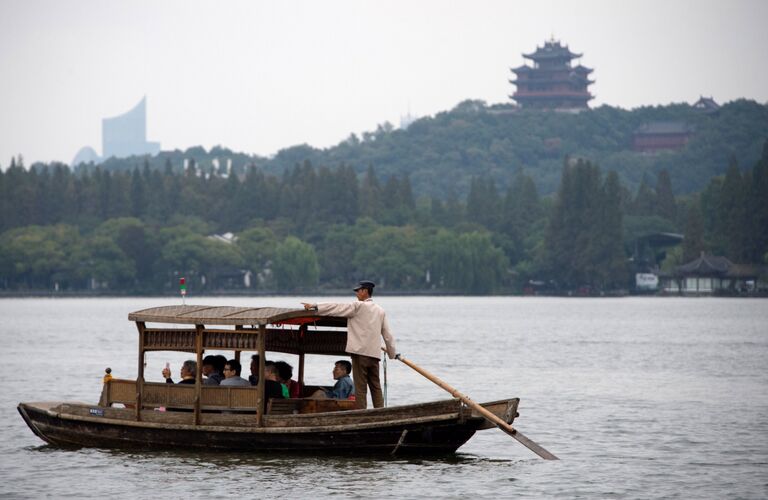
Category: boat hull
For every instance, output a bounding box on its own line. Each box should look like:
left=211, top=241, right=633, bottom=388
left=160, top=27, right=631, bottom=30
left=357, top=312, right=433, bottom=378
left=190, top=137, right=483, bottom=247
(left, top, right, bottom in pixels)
left=18, top=399, right=517, bottom=455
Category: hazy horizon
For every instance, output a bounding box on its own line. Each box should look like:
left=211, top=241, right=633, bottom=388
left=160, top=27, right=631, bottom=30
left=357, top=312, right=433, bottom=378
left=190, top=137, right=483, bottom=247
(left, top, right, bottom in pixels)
left=1, top=0, right=767, bottom=166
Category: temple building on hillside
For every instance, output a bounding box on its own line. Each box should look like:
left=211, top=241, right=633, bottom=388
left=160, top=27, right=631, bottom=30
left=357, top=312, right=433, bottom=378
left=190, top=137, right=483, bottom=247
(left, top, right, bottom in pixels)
left=692, top=95, right=720, bottom=114
left=510, top=38, right=594, bottom=110
left=633, top=121, right=694, bottom=153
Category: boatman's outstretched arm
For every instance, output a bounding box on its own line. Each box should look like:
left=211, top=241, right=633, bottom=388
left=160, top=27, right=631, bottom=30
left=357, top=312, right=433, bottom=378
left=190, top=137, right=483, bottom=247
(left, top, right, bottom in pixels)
left=314, top=302, right=360, bottom=318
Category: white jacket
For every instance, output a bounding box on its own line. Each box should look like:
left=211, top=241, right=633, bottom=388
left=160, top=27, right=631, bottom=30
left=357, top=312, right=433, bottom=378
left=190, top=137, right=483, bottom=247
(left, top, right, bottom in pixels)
left=316, top=299, right=397, bottom=360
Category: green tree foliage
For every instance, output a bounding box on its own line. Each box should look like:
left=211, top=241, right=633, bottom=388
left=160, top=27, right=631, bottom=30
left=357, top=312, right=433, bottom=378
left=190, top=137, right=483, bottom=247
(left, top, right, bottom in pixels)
left=236, top=226, right=278, bottom=288
left=352, top=225, right=424, bottom=288
left=273, top=236, right=319, bottom=291
left=542, top=160, right=628, bottom=291
left=630, top=177, right=656, bottom=216
left=655, top=169, right=677, bottom=221
left=466, top=177, right=501, bottom=230
left=682, top=203, right=706, bottom=261
left=0, top=225, right=83, bottom=288
left=749, top=141, right=768, bottom=263
left=3, top=126, right=767, bottom=293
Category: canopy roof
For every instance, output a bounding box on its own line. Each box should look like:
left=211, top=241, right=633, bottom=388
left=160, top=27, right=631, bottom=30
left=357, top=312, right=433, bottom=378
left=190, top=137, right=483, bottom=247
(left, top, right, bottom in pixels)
left=128, top=305, right=346, bottom=328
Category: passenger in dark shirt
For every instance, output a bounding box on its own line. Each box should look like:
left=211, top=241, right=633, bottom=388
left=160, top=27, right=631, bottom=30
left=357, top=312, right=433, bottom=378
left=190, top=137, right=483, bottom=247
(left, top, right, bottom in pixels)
left=162, top=360, right=197, bottom=384
left=202, top=355, right=224, bottom=385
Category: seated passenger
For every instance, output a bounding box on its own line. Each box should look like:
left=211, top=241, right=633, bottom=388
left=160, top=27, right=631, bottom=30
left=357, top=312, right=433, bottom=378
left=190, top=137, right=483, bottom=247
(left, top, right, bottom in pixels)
left=311, top=360, right=355, bottom=400
left=266, top=361, right=289, bottom=398
left=202, top=355, right=224, bottom=385
left=263, top=363, right=287, bottom=409
left=220, top=359, right=250, bottom=386
left=275, top=360, right=301, bottom=398
left=162, top=360, right=196, bottom=384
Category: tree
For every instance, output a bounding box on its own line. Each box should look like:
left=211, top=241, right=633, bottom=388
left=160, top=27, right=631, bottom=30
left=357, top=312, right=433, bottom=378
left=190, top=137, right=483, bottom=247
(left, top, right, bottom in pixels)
left=717, top=159, right=749, bottom=261
left=747, top=140, right=768, bottom=262
left=426, top=229, right=508, bottom=293
left=130, top=167, right=146, bottom=218
left=655, top=169, right=676, bottom=221
left=630, top=177, right=656, bottom=216
left=360, top=165, right=383, bottom=219
left=0, top=224, right=84, bottom=289
left=682, top=203, right=705, bottom=262
left=236, top=226, right=278, bottom=287
left=500, top=170, right=542, bottom=263
left=466, top=177, right=501, bottom=230
left=94, top=217, right=157, bottom=287
left=272, top=236, right=319, bottom=291
left=543, top=159, right=626, bottom=291
left=84, top=235, right=136, bottom=288
left=594, top=171, right=628, bottom=289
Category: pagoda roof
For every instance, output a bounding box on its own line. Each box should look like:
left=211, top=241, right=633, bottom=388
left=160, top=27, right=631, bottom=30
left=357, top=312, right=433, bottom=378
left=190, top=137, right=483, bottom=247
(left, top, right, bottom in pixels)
left=511, top=65, right=533, bottom=73
left=513, top=91, right=593, bottom=100
left=524, top=40, right=581, bottom=61
left=572, top=64, right=593, bottom=74
left=511, top=77, right=594, bottom=86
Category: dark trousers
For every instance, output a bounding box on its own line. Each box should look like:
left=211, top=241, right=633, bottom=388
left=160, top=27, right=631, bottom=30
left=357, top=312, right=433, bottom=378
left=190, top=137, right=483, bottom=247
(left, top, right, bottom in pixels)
left=351, top=354, right=383, bottom=409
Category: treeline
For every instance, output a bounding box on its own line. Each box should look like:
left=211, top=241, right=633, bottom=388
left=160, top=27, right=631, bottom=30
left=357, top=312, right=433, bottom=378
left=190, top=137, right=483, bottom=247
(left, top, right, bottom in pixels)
left=62, top=99, right=768, bottom=200
left=1, top=141, right=767, bottom=294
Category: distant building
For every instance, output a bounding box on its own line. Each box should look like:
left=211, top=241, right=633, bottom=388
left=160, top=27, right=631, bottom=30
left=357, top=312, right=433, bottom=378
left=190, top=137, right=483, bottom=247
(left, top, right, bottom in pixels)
left=71, top=146, right=101, bottom=166
left=692, top=95, right=720, bottom=113
left=632, top=121, right=694, bottom=153
left=659, top=252, right=759, bottom=295
left=400, top=111, right=418, bottom=130
left=102, top=96, right=160, bottom=160
left=510, top=38, right=594, bottom=110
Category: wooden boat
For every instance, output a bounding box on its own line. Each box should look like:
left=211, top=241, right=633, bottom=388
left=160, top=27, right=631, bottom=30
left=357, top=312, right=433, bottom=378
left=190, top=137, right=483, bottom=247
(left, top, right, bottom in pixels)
left=18, top=304, right=527, bottom=456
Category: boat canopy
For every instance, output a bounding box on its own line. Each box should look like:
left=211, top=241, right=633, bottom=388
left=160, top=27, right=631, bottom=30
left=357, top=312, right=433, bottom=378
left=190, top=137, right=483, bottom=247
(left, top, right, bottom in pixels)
left=128, top=305, right=347, bottom=328
left=128, top=304, right=349, bottom=356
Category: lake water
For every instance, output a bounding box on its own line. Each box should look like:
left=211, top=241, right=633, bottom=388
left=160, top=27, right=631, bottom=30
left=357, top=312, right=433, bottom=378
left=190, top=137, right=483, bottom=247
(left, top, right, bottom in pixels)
left=1, top=296, right=766, bottom=498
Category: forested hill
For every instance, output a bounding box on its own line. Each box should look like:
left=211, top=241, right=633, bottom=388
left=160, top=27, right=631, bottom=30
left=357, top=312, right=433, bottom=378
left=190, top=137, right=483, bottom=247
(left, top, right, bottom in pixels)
left=76, top=99, right=768, bottom=198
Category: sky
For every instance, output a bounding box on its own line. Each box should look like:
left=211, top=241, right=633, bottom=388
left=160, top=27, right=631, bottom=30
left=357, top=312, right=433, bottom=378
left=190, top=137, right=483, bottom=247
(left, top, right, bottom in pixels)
left=1, top=0, right=767, bottom=167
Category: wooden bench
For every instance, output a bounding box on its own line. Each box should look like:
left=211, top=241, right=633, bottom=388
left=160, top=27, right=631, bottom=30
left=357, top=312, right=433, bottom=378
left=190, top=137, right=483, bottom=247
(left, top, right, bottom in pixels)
left=100, top=379, right=258, bottom=411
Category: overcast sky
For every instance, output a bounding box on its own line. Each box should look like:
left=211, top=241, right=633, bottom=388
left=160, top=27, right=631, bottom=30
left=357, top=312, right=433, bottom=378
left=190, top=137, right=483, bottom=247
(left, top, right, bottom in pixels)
left=1, top=0, right=766, bottom=166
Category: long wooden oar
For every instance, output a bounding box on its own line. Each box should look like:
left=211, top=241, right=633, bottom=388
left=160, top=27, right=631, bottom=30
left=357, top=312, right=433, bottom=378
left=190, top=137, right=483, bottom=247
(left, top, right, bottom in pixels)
left=387, top=350, right=559, bottom=460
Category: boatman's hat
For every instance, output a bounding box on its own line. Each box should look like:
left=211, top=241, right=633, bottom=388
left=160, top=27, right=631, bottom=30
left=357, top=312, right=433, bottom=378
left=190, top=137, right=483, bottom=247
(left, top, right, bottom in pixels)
left=353, top=280, right=376, bottom=291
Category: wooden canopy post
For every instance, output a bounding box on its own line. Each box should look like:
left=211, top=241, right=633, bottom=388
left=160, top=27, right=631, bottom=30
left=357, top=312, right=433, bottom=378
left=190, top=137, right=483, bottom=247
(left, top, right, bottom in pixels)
left=234, top=325, right=243, bottom=363
left=297, top=324, right=307, bottom=392
left=298, top=354, right=305, bottom=393
left=135, top=321, right=146, bottom=421
left=256, top=324, right=266, bottom=426
left=194, top=324, right=204, bottom=425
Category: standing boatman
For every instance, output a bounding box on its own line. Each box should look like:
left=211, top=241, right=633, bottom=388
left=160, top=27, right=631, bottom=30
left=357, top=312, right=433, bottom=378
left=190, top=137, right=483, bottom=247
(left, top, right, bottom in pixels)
left=302, top=280, right=397, bottom=409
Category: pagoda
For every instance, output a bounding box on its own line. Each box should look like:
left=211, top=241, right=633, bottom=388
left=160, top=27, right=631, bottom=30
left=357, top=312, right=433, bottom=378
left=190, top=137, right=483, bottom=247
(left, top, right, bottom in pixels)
left=510, top=39, right=594, bottom=110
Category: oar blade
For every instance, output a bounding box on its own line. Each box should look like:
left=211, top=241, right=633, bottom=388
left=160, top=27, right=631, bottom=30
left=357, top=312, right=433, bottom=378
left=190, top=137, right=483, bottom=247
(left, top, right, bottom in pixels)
left=497, top=425, right=559, bottom=460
